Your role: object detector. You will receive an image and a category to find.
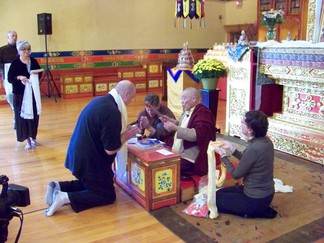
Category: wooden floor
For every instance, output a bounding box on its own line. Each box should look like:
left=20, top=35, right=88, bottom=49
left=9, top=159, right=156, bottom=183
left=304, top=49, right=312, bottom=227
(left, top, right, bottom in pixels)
left=1, top=92, right=226, bottom=242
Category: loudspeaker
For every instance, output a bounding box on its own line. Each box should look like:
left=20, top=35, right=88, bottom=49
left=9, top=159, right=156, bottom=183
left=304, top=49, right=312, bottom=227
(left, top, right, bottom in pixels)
left=37, top=13, right=52, bottom=35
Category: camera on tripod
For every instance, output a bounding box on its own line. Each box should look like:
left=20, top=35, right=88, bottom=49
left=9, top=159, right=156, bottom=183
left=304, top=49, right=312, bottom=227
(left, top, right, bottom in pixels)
left=0, top=175, right=30, bottom=242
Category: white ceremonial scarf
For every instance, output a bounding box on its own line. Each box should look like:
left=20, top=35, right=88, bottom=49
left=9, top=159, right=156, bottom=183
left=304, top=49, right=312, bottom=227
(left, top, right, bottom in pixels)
left=4, top=63, right=13, bottom=110
left=206, top=141, right=227, bottom=219
left=109, top=88, right=128, bottom=180
left=4, top=63, right=12, bottom=95
left=172, top=108, right=193, bottom=154
left=20, top=73, right=42, bottom=119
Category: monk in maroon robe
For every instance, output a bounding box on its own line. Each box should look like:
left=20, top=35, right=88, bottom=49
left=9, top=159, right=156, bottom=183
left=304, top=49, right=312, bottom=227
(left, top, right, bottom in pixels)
left=164, top=87, right=216, bottom=176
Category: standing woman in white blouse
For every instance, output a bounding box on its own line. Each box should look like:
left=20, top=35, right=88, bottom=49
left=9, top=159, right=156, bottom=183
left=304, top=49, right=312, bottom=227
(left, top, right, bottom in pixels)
left=8, top=40, right=42, bottom=150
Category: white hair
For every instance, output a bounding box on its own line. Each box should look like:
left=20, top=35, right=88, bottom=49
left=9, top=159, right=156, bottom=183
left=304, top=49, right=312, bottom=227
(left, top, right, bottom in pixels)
left=16, top=40, right=30, bottom=51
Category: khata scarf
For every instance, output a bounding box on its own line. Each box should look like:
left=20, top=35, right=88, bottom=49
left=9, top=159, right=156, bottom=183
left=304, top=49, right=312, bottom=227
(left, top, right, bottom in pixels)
left=172, top=108, right=193, bottom=155
left=109, top=88, right=128, bottom=180
left=20, top=73, right=42, bottom=119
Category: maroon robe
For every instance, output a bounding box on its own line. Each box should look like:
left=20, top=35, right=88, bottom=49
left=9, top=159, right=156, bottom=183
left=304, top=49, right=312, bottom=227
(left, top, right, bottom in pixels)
left=184, top=103, right=216, bottom=176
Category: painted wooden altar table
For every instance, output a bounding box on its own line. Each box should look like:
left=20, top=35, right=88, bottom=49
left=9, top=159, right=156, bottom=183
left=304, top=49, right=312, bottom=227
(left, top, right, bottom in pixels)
left=115, top=144, right=180, bottom=211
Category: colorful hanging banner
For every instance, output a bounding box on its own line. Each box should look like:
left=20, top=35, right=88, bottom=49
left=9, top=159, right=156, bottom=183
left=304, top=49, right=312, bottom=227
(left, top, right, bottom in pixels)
left=200, top=0, right=205, bottom=18
left=196, top=0, right=202, bottom=18
left=176, top=0, right=183, bottom=18
left=174, top=0, right=205, bottom=28
left=189, top=0, right=196, bottom=19
left=183, top=0, right=190, bottom=18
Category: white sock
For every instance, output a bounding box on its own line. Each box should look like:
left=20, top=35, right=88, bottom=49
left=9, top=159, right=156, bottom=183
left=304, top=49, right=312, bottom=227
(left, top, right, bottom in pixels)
left=25, top=138, right=32, bottom=150
left=45, top=191, right=70, bottom=217
left=31, top=139, right=39, bottom=147
left=45, top=181, right=61, bottom=206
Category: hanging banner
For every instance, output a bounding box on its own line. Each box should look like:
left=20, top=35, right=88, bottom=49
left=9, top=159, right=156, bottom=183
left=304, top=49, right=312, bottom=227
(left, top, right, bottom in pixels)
left=174, top=0, right=205, bottom=28
left=189, top=0, right=196, bottom=19
left=176, top=0, right=183, bottom=18
left=196, top=0, right=202, bottom=18
left=182, top=0, right=190, bottom=18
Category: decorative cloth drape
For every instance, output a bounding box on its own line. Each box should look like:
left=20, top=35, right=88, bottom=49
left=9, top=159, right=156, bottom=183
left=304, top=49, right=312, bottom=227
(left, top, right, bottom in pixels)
left=175, top=0, right=205, bottom=29
left=167, top=68, right=199, bottom=83
left=225, top=45, right=249, bottom=62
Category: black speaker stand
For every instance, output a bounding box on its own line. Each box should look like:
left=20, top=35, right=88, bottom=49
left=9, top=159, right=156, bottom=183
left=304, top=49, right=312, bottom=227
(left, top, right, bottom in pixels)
left=40, top=34, right=60, bottom=102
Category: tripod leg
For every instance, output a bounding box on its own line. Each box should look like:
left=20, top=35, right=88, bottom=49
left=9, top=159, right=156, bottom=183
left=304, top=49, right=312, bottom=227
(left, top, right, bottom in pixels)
left=40, top=69, right=59, bottom=102
left=39, top=34, right=60, bottom=102
left=40, top=72, right=49, bottom=97
left=48, top=70, right=61, bottom=98
left=45, top=69, right=51, bottom=98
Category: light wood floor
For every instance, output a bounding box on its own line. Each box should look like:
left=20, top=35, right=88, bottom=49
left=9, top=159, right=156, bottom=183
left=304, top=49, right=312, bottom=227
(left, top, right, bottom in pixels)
left=1, top=92, right=226, bottom=242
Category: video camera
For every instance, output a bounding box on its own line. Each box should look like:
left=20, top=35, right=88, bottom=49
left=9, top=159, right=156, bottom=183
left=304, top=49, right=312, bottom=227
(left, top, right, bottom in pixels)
left=0, top=175, right=30, bottom=243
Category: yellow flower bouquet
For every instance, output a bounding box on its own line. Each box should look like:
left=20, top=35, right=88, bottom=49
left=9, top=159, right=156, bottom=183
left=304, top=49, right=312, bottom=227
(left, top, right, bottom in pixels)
left=192, top=58, right=227, bottom=80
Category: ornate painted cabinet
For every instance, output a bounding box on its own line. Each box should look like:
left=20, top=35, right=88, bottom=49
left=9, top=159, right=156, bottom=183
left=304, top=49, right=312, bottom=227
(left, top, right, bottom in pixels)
left=116, top=144, right=180, bottom=211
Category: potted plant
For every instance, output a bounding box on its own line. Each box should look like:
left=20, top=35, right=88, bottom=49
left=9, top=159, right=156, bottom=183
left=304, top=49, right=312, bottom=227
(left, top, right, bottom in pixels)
left=260, top=9, right=284, bottom=41
left=192, top=58, right=227, bottom=90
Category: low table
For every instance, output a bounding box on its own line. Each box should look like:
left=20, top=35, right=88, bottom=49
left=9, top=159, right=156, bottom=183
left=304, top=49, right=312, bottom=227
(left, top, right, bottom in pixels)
left=115, top=144, right=180, bottom=211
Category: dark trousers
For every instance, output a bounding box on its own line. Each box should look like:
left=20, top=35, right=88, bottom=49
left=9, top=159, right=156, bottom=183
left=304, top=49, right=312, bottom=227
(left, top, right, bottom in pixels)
left=216, top=185, right=274, bottom=218
left=59, top=178, right=116, bottom=213
left=13, top=94, right=39, bottom=142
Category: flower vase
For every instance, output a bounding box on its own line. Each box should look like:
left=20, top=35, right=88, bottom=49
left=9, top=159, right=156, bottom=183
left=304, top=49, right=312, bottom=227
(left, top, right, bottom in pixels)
left=201, top=78, right=219, bottom=90
left=266, top=26, right=276, bottom=41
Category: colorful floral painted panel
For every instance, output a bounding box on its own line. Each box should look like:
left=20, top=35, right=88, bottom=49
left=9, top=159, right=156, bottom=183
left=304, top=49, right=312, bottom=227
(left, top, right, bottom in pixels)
left=131, top=162, right=145, bottom=191
left=155, top=169, right=173, bottom=194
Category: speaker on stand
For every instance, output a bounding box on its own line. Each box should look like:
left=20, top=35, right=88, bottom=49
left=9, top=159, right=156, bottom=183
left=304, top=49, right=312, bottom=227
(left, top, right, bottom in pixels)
left=37, top=13, right=60, bottom=101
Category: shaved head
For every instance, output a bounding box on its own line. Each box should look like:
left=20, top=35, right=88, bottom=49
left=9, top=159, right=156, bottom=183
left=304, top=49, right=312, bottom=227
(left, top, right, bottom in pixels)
left=114, top=80, right=136, bottom=105
left=183, top=87, right=200, bottom=102
left=181, top=87, right=201, bottom=111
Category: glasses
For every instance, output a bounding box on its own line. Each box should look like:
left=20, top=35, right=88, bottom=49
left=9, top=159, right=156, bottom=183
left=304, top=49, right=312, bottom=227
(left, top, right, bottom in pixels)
left=20, top=48, right=31, bottom=51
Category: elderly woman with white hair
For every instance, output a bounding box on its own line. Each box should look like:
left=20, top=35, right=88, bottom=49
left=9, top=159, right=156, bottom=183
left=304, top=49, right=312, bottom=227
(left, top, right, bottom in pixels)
left=8, top=40, right=42, bottom=150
